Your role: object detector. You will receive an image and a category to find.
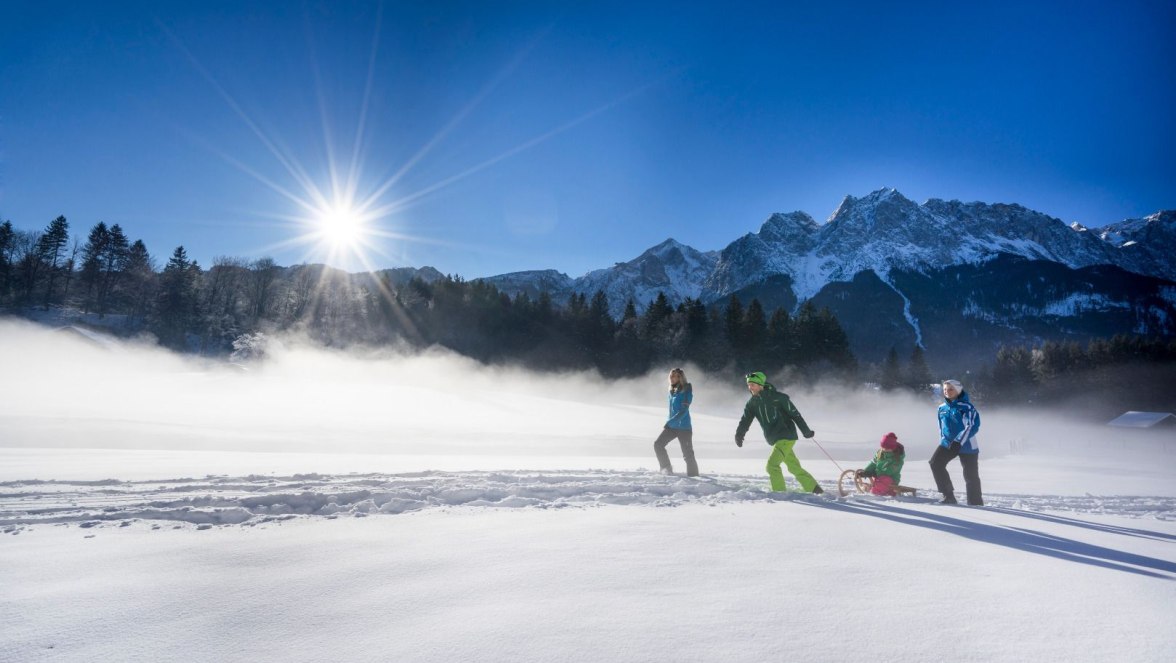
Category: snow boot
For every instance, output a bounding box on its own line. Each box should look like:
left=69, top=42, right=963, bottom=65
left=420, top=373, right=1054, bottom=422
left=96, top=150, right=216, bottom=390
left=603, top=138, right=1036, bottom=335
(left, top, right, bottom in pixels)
left=940, top=493, right=958, bottom=504
left=811, top=484, right=824, bottom=495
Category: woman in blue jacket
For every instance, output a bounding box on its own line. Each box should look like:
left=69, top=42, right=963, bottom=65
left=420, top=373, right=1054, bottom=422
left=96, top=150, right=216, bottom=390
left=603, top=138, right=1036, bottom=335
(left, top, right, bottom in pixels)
left=929, top=379, right=983, bottom=505
left=653, top=368, right=699, bottom=476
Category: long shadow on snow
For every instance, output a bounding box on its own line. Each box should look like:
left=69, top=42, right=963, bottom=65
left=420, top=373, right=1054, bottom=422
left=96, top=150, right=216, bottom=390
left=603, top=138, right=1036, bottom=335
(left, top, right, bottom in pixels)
left=983, top=505, right=1176, bottom=543
left=795, top=498, right=1176, bottom=580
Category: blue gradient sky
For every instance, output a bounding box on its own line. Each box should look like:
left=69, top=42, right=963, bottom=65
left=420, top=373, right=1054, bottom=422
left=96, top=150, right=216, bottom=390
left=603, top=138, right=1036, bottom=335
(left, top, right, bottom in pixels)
left=2, top=1, right=1174, bottom=278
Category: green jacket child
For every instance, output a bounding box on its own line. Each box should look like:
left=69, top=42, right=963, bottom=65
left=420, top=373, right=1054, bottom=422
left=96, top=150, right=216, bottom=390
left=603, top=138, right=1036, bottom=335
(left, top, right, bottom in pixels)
left=858, top=432, right=905, bottom=496
left=734, top=372, right=822, bottom=493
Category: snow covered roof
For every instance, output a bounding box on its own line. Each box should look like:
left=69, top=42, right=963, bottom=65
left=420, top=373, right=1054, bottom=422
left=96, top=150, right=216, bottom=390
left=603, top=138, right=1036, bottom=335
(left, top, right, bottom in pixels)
left=53, top=325, right=122, bottom=351
left=1106, top=411, right=1176, bottom=428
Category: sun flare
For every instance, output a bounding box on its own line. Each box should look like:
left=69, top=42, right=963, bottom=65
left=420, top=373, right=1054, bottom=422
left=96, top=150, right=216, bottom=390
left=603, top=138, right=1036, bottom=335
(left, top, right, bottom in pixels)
left=318, top=204, right=365, bottom=248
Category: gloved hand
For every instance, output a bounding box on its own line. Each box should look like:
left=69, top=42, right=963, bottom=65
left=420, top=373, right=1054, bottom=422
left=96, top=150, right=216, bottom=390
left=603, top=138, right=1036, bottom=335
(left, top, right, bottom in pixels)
left=803, top=430, right=815, bottom=439
left=949, top=441, right=961, bottom=453
left=860, top=468, right=876, bottom=478
left=735, top=435, right=744, bottom=448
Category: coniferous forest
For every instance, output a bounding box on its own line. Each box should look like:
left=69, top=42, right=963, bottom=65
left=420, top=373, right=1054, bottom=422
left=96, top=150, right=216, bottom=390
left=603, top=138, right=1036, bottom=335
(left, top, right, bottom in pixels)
left=2, top=216, right=1174, bottom=417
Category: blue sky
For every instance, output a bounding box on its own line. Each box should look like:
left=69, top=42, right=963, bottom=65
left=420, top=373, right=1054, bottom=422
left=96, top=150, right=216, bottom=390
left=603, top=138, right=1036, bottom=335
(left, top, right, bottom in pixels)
left=2, top=0, right=1174, bottom=278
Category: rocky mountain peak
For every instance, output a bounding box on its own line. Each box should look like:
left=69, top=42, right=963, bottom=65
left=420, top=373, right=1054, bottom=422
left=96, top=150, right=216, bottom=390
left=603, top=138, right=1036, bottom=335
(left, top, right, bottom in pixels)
left=758, top=212, right=819, bottom=244
left=826, top=188, right=921, bottom=230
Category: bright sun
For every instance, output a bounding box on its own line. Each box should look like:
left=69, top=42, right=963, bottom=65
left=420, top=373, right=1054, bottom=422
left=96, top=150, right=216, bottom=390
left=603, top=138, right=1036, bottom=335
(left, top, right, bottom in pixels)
left=318, top=204, right=364, bottom=247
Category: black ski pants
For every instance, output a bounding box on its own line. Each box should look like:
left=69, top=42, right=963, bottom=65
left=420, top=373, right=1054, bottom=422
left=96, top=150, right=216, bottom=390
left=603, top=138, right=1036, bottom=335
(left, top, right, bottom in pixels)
left=929, top=445, right=983, bottom=505
left=653, top=427, right=698, bottom=476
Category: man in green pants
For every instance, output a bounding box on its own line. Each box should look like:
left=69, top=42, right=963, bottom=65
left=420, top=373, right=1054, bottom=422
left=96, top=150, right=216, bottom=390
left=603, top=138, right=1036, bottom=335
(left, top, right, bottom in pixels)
left=735, top=372, right=823, bottom=494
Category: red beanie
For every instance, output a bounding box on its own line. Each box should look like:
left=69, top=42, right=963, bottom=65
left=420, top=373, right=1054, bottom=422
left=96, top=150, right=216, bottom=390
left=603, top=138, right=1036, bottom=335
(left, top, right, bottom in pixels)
left=880, top=432, right=899, bottom=451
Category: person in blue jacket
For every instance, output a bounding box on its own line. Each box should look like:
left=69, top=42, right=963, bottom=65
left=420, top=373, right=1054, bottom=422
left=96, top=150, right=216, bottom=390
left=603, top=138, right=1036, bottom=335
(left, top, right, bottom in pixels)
left=929, top=379, right=983, bottom=505
left=653, top=368, right=699, bottom=476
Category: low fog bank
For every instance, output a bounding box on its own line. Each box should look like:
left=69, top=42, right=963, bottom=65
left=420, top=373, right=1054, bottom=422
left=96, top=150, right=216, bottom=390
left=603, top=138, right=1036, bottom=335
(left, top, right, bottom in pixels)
left=1, top=320, right=1171, bottom=467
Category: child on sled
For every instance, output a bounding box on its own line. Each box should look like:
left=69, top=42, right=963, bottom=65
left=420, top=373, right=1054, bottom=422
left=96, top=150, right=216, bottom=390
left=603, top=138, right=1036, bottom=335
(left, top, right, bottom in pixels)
left=856, top=432, right=905, bottom=496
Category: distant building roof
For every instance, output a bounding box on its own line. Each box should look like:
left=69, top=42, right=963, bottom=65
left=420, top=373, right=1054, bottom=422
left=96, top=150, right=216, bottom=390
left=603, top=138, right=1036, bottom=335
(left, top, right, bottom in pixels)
left=1106, top=411, right=1176, bottom=428
left=53, top=325, right=121, bottom=351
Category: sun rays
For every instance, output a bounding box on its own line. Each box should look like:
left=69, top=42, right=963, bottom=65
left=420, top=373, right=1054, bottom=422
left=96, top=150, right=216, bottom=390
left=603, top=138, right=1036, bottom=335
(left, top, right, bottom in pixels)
left=162, top=7, right=650, bottom=281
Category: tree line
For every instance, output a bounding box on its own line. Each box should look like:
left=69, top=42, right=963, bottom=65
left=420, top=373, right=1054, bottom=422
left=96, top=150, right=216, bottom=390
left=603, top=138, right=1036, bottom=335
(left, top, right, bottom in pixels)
left=0, top=215, right=858, bottom=379
left=977, top=335, right=1176, bottom=415
left=4, top=215, right=1173, bottom=410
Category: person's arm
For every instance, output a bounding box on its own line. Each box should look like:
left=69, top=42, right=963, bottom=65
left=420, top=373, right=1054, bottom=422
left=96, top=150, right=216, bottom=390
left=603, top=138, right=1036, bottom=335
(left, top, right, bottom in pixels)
left=958, top=403, right=979, bottom=443
left=666, top=385, right=693, bottom=426
left=786, top=398, right=815, bottom=438
left=860, top=453, right=878, bottom=477
left=735, top=400, right=754, bottom=446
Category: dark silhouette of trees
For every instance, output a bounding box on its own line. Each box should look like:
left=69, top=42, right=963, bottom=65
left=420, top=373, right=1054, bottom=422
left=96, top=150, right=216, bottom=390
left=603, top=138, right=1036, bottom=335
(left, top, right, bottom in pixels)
left=881, top=347, right=902, bottom=390
left=37, top=216, right=70, bottom=309
left=0, top=217, right=871, bottom=380
left=0, top=221, right=14, bottom=301
left=153, top=246, right=201, bottom=349
left=978, top=335, right=1176, bottom=416
left=906, top=345, right=933, bottom=392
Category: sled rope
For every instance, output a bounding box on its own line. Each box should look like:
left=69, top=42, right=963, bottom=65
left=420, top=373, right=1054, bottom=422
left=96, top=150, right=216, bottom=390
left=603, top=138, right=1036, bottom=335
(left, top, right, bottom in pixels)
left=810, top=437, right=845, bottom=473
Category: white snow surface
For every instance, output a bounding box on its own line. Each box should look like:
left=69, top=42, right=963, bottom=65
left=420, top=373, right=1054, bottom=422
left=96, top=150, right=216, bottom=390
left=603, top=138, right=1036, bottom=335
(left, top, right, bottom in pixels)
left=2, top=319, right=1175, bottom=662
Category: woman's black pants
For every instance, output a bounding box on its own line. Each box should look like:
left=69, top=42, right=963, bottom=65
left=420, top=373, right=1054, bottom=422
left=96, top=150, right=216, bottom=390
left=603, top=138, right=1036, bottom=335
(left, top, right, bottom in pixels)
left=654, top=428, right=698, bottom=476
left=929, top=444, right=983, bottom=505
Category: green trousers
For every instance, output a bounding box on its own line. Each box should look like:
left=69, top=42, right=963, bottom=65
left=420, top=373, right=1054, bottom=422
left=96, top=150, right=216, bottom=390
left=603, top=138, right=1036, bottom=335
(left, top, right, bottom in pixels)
left=766, top=438, right=817, bottom=492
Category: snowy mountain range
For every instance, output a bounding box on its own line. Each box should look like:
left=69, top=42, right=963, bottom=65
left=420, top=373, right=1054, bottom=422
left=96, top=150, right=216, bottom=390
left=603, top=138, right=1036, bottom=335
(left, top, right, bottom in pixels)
left=477, top=239, right=717, bottom=316
left=479, top=189, right=1176, bottom=368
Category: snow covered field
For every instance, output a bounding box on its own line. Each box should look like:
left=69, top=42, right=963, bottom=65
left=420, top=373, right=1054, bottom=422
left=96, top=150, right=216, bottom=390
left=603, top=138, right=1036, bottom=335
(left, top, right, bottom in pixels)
left=2, top=319, right=1175, bottom=662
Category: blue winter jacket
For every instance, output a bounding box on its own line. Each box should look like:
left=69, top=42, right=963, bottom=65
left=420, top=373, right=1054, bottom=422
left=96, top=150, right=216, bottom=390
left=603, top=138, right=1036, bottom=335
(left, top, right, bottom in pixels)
left=666, top=383, right=693, bottom=430
left=938, top=391, right=980, bottom=454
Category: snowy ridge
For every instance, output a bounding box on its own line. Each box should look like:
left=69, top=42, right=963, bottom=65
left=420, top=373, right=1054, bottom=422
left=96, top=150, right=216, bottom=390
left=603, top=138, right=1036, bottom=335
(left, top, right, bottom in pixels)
left=1097, top=210, right=1176, bottom=281
left=577, top=239, right=719, bottom=316
left=703, top=189, right=1133, bottom=303
left=484, top=239, right=718, bottom=317
left=481, top=190, right=1174, bottom=318
left=4, top=470, right=1175, bottom=532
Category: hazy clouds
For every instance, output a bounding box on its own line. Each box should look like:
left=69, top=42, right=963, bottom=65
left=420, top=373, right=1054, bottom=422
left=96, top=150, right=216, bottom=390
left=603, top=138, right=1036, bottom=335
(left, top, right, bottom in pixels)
left=1, top=319, right=1167, bottom=466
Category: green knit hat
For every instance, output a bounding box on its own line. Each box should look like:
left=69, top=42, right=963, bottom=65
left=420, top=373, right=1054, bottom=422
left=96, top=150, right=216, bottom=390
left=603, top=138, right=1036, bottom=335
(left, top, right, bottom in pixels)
left=745, top=371, right=767, bottom=386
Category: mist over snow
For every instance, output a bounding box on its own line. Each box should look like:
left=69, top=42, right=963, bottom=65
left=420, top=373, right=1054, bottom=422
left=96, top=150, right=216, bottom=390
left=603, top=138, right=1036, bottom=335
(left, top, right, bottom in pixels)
left=3, top=318, right=1176, bottom=663
left=3, top=317, right=1165, bottom=470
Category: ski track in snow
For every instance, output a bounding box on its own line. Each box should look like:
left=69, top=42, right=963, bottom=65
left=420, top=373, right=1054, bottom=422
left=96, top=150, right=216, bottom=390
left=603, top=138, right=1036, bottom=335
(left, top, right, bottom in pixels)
left=3, top=470, right=1174, bottom=532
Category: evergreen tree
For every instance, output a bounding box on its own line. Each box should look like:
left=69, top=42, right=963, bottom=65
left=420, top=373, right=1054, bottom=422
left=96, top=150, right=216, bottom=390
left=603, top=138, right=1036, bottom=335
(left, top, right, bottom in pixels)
left=992, top=344, right=1034, bottom=403
left=97, top=224, right=130, bottom=315
left=621, top=299, right=638, bottom=323
left=815, top=306, right=856, bottom=374
left=792, top=301, right=819, bottom=365
left=586, top=290, right=615, bottom=355
left=122, top=240, right=155, bottom=327
left=153, top=246, right=200, bottom=349
left=723, top=295, right=745, bottom=351
left=766, top=307, right=793, bottom=367
left=682, top=297, right=709, bottom=362
left=0, top=220, right=14, bottom=302
left=37, top=216, right=70, bottom=309
left=641, top=292, right=673, bottom=342
left=80, top=222, right=111, bottom=313
left=880, top=347, right=902, bottom=390
left=742, top=298, right=767, bottom=361
left=906, top=345, right=934, bottom=393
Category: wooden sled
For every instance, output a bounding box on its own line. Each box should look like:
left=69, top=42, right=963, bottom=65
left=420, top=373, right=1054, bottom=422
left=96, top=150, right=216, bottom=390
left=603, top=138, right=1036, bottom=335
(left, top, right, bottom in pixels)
left=837, top=469, right=917, bottom=498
